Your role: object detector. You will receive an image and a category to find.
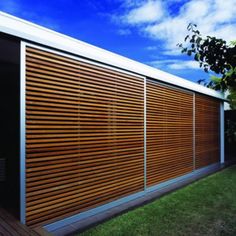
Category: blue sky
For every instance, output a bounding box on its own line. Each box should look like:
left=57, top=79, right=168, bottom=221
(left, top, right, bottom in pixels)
left=1, top=0, right=236, bottom=83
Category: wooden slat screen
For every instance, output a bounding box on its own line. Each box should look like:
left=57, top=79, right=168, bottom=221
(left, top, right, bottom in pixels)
left=146, top=80, right=193, bottom=186
left=25, top=46, right=144, bottom=226
left=195, top=94, right=220, bottom=169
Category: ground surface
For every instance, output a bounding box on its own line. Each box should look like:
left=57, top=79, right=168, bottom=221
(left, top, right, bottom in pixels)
left=78, top=165, right=236, bottom=236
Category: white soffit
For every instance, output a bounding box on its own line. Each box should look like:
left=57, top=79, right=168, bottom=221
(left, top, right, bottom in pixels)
left=0, top=11, right=225, bottom=100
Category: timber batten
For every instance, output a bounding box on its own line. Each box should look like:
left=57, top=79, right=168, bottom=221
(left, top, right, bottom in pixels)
left=25, top=46, right=144, bottom=226
left=24, top=45, right=222, bottom=226
left=146, top=80, right=194, bottom=186
left=195, top=94, right=220, bottom=169
left=0, top=12, right=225, bottom=231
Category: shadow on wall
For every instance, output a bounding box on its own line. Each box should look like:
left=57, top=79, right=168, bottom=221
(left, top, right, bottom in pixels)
left=0, top=35, right=20, bottom=218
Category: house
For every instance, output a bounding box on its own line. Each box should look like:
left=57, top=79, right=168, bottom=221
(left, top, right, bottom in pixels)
left=0, top=11, right=225, bottom=232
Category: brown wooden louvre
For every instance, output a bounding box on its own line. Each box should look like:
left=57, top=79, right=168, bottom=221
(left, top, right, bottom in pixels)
left=24, top=45, right=222, bottom=227
left=146, top=79, right=194, bottom=186
left=25, top=46, right=144, bottom=226
left=195, top=94, right=220, bottom=169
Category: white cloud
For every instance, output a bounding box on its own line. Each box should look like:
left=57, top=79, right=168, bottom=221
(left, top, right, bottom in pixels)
left=212, top=24, right=236, bottom=42
left=117, top=28, right=132, bottom=35
left=117, top=0, right=236, bottom=54
left=169, top=60, right=200, bottom=70
left=179, top=0, right=210, bottom=21
left=120, top=0, right=147, bottom=8
left=211, top=0, right=236, bottom=23
left=150, top=59, right=200, bottom=70
left=123, top=1, right=165, bottom=24
left=146, top=46, right=159, bottom=50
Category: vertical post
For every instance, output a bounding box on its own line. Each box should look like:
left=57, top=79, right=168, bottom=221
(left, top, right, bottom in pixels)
left=20, top=41, right=26, bottom=224
left=193, top=93, right=195, bottom=170
left=220, top=102, right=225, bottom=164
left=144, top=77, right=147, bottom=191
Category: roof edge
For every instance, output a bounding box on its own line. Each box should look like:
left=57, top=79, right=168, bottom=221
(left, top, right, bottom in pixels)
left=0, top=11, right=225, bottom=100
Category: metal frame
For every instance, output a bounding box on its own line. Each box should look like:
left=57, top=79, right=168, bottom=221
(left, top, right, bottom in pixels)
left=193, top=93, right=196, bottom=170
left=20, top=41, right=224, bottom=229
left=21, top=41, right=146, bottom=225
left=220, top=102, right=225, bottom=164
left=146, top=78, right=196, bottom=183
left=20, top=41, right=26, bottom=224
left=144, top=77, right=147, bottom=190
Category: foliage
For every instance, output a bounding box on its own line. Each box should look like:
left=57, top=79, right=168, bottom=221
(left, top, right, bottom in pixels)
left=227, top=88, right=236, bottom=110
left=225, top=119, right=236, bottom=143
left=178, top=24, right=236, bottom=92
left=80, top=166, right=236, bottom=236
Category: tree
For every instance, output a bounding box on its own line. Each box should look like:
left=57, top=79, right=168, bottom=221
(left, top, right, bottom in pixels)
left=178, top=24, right=236, bottom=92
left=227, top=89, right=236, bottom=110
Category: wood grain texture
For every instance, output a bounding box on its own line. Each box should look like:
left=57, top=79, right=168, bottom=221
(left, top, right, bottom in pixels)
left=195, top=94, right=220, bottom=169
left=25, top=46, right=144, bottom=226
left=0, top=207, right=43, bottom=236
left=24, top=46, right=221, bottom=227
left=146, top=80, right=194, bottom=186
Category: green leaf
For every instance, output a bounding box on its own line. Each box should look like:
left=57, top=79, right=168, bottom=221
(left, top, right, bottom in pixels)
left=229, top=40, right=236, bottom=46
left=194, top=53, right=200, bottom=61
left=184, top=35, right=189, bottom=42
left=210, top=75, right=221, bottom=83
left=196, top=37, right=202, bottom=44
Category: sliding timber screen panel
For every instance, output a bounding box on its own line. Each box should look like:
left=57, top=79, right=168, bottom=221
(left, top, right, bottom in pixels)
left=25, top=46, right=144, bottom=226
left=146, top=80, right=193, bottom=187
left=195, top=94, right=220, bottom=169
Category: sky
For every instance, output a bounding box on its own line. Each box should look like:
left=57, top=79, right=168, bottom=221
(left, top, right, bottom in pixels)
left=1, top=0, right=236, bottom=83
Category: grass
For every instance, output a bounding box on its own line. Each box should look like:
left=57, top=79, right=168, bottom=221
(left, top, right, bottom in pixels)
left=78, top=165, right=236, bottom=236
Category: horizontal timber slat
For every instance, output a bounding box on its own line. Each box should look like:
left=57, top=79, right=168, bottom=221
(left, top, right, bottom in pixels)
left=26, top=184, right=142, bottom=226
left=26, top=47, right=144, bottom=84
left=195, top=94, right=220, bottom=169
left=25, top=46, right=144, bottom=226
left=146, top=79, right=194, bottom=186
left=24, top=45, right=221, bottom=228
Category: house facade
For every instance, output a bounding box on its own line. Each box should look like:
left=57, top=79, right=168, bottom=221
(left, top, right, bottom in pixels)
left=0, top=12, right=225, bottom=232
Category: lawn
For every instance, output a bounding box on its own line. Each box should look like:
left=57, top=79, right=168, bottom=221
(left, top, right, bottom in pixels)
left=78, top=165, right=236, bottom=236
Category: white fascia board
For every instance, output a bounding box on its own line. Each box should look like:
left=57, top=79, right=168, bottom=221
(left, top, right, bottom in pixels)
left=0, top=11, right=225, bottom=100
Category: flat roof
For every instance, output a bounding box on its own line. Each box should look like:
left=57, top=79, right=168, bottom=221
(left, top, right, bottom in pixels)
left=0, top=11, right=225, bottom=100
